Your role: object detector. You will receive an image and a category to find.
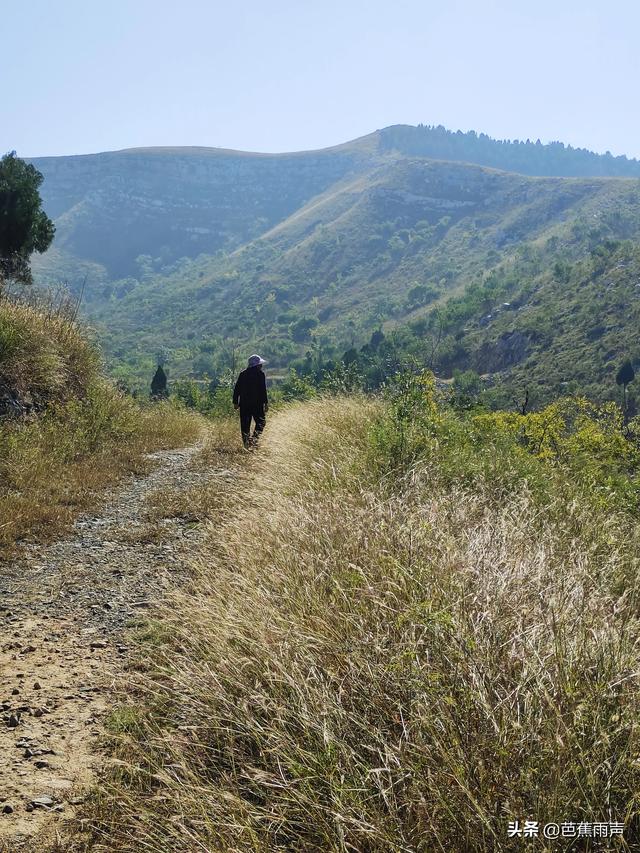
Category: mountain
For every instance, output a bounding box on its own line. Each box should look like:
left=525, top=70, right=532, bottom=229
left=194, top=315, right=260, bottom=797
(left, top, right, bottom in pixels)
left=28, top=125, right=640, bottom=400
left=30, top=136, right=376, bottom=283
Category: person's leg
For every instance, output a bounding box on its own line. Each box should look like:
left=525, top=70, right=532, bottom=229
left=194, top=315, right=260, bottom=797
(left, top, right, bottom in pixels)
left=252, top=406, right=266, bottom=442
left=239, top=408, right=252, bottom=448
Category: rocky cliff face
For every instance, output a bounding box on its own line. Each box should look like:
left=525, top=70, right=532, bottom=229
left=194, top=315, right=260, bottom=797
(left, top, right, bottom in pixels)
left=31, top=145, right=372, bottom=281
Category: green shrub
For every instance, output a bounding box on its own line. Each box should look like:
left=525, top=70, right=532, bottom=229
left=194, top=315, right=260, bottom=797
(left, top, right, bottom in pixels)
left=368, top=371, right=640, bottom=515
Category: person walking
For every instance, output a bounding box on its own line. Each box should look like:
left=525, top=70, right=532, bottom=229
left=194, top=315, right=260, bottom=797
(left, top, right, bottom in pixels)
left=233, top=354, right=268, bottom=448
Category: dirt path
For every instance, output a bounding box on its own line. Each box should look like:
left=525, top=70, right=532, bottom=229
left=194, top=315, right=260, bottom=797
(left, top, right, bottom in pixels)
left=0, top=444, right=218, bottom=852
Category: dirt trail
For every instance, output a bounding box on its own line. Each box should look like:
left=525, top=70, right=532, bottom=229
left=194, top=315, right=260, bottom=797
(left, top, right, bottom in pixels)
left=0, top=444, right=219, bottom=851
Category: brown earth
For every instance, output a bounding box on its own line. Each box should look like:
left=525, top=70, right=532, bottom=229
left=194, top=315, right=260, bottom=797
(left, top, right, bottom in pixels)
left=0, top=444, right=220, bottom=852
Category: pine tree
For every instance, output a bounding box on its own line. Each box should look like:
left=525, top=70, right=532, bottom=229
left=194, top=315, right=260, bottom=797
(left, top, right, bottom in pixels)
left=616, top=360, right=635, bottom=416
left=151, top=365, right=168, bottom=399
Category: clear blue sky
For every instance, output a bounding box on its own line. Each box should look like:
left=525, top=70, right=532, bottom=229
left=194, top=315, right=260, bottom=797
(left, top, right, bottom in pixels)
left=6, top=0, right=640, bottom=159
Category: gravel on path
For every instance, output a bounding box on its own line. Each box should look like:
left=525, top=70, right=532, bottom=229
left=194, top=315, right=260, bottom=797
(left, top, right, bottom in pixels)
left=0, top=443, right=218, bottom=851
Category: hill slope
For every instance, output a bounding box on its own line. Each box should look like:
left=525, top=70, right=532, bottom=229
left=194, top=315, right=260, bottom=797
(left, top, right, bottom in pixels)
left=30, top=136, right=377, bottom=284
left=27, top=124, right=640, bottom=397
left=86, top=158, right=640, bottom=397
left=30, top=125, right=640, bottom=286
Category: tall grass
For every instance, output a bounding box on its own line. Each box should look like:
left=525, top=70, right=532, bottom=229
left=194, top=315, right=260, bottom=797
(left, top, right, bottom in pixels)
left=0, top=389, right=201, bottom=550
left=0, top=292, right=98, bottom=405
left=77, top=393, right=640, bottom=851
left=0, top=296, right=202, bottom=551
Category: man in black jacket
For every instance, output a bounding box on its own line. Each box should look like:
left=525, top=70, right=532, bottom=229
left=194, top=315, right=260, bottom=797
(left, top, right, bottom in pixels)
left=233, top=354, right=268, bottom=448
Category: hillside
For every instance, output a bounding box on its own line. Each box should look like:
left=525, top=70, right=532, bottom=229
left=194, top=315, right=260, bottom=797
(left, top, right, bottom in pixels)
left=425, top=237, right=640, bottom=406
left=27, top=124, right=640, bottom=398
left=30, top=137, right=377, bottom=286
left=88, top=160, right=640, bottom=399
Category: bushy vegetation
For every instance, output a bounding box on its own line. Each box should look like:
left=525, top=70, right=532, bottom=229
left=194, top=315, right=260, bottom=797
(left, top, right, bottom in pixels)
left=76, top=378, right=640, bottom=851
left=0, top=296, right=201, bottom=551
left=372, top=372, right=640, bottom=515
left=0, top=293, right=98, bottom=407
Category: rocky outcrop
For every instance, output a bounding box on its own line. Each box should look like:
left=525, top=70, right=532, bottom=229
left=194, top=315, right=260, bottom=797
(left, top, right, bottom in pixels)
left=0, top=384, right=35, bottom=419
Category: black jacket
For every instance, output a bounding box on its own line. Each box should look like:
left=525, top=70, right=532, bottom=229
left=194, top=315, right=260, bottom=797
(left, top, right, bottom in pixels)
left=233, top=367, right=268, bottom=410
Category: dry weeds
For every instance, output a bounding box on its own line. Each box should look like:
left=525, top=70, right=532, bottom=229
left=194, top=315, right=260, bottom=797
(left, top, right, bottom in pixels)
left=71, top=398, right=640, bottom=851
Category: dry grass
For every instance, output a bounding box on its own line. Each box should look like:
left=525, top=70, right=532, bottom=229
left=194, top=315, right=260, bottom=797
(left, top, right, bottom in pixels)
left=0, top=293, right=98, bottom=405
left=142, top=417, right=247, bottom=525
left=74, top=398, right=640, bottom=852
left=0, top=392, right=202, bottom=552
left=0, top=295, right=204, bottom=552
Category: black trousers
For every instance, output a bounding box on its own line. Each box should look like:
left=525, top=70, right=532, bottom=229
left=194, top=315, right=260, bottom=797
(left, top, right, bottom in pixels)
left=240, top=405, right=266, bottom=447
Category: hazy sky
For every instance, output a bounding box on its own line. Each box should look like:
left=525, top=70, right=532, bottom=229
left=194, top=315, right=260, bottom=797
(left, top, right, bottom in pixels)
left=6, top=0, right=640, bottom=159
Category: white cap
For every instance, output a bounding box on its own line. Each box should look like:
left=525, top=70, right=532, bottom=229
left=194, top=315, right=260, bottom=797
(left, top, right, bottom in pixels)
left=248, top=354, right=266, bottom=367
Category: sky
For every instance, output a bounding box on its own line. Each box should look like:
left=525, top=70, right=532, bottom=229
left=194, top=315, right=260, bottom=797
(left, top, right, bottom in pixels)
left=6, top=0, right=640, bottom=159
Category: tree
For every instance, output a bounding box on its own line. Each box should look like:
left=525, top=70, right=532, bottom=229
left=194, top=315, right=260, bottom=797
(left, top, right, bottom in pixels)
left=150, top=364, right=168, bottom=399
left=370, top=328, right=385, bottom=350
left=0, top=151, right=54, bottom=285
left=616, top=359, right=635, bottom=417
left=290, top=317, right=318, bottom=343
left=342, top=347, right=358, bottom=366
left=407, top=283, right=428, bottom=306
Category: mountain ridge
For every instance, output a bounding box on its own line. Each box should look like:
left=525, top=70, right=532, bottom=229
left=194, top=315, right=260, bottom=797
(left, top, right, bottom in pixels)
left=24, top=122, right=640, bottom=400
left=28, top=123, right=640, bottom=169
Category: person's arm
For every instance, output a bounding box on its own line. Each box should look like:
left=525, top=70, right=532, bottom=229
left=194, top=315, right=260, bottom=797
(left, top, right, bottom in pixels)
left=232, top=375, right=241, bottom=409
left=261, top=372, right=268, bottom=410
